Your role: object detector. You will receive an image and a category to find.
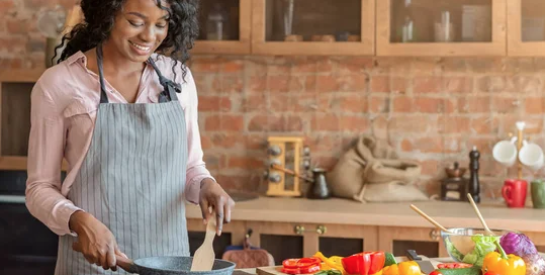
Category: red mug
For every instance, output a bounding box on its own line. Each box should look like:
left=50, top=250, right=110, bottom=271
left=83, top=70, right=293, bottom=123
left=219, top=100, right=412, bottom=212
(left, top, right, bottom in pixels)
left=502, top=179, right=528, bottom=208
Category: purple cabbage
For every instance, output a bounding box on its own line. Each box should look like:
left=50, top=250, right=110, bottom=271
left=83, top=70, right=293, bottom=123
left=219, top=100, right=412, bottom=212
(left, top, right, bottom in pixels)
left=500, top=232, right=538, bottom=257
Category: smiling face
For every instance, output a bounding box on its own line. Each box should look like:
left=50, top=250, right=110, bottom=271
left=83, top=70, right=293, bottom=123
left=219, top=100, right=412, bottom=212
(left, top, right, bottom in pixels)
left=107, top=0, right=170, bottom=62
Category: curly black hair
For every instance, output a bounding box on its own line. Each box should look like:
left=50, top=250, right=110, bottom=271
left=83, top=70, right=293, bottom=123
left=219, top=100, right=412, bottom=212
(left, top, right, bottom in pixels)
left=55, top=0, right=199, bottom=82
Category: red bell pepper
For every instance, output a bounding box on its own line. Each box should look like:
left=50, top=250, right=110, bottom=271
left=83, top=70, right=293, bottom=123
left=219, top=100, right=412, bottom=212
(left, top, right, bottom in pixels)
left=341, top=251, right=385, bottom=275
left=429, top=271, right=443, bottom=275
left=282, top=257, right=321, bottom=274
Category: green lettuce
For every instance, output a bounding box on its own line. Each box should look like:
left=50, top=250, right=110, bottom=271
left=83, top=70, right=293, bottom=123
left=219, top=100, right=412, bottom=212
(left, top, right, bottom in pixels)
left=461, top=234, right=501, bottom=267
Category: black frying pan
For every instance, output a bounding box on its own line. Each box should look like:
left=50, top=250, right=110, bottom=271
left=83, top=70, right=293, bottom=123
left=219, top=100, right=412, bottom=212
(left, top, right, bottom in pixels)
left=116, top=256, right=236, bottom=275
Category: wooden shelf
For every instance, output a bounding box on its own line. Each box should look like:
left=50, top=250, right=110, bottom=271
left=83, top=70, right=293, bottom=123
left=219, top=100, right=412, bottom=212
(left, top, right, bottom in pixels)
left=0, top=70, right=43, bottom=83
left=0, top=156, right=68, bottom=171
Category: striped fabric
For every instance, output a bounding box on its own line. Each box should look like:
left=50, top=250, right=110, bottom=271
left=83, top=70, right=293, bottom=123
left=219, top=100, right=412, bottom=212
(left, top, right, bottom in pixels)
left=54, top=48, right=190, bottom=275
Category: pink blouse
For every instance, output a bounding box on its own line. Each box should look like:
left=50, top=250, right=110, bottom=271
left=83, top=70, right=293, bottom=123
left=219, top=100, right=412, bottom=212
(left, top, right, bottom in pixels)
left=25, top=51, right=214, bottom=236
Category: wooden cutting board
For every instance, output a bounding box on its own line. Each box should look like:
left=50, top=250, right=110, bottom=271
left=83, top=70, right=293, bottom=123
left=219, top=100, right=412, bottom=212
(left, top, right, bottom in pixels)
left=256, top=256, right=443, bottom=275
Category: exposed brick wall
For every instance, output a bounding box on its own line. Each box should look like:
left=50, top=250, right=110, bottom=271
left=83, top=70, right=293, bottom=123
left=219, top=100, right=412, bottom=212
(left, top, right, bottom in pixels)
left=2, top=0, right=544, bottom=200
left=189, top=55, right=545, bottom=200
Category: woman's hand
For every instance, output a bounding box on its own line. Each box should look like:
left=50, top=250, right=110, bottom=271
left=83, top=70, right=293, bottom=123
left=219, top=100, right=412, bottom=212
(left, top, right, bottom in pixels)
left=69, top=211, right=128, bottom=271
left=199, top=178, right=235, bottom=235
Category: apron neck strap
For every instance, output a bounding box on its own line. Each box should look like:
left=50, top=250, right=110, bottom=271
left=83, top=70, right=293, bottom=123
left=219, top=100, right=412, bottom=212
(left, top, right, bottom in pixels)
left=95, top=44, right=181, bottom=104
left=96, top=44, right=109, bottom=104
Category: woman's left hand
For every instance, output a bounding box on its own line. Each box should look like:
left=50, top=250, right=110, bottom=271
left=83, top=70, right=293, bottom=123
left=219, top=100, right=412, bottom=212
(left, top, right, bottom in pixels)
left=198, top=179, right=235, bottom=235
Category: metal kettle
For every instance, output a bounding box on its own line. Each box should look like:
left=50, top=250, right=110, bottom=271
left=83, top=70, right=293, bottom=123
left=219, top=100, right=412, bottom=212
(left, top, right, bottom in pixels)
left=306, top=168, right=330, bottom=200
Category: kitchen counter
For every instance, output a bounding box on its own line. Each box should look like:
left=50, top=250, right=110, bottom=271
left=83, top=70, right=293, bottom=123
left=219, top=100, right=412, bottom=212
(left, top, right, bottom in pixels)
left=185, top=196, right=545, bottom=232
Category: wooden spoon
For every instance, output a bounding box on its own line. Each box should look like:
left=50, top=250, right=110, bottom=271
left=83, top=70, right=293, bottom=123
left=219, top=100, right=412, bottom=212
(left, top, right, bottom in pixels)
left=410, top=204, right=449, bottom=232
left=466, top=193, right=494, bottom=236
left=190, top=214, right=217, bottom=271
left=411, top=204, right=475, bottom=255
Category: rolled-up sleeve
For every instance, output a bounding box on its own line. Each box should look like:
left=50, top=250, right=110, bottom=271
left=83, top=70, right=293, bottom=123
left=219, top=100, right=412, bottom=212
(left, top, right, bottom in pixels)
left=182, top=68, right=215, bottom=204
left=25, top=75, right=83, bottom=236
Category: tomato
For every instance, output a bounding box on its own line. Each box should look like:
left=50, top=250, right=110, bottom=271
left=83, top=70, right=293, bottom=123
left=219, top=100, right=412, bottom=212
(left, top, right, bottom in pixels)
left=428, top=271, right=443, bottom=275
left=436, top=263, right=473, bottom=269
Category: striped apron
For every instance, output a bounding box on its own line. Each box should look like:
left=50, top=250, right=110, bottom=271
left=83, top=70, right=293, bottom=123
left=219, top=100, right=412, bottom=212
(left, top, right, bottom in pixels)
left=55, top=45, right=190, bottom=275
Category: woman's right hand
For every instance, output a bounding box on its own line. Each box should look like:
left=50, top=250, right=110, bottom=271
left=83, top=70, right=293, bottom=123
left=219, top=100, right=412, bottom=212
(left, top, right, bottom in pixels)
left=69, top=211, right=128, bottom=271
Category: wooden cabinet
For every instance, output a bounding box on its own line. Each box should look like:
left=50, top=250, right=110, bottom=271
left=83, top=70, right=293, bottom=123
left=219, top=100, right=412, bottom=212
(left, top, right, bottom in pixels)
left=376, top=0, right=507, bottom=56
left=378, top=226, right=449, bottom=258
left=251, top=0, right=375, bottom=56
left=192, top=0, right=252, bottom=55
left=0, top=70, right=69, bottom=171
left=507, top=0, right=545, bottom=56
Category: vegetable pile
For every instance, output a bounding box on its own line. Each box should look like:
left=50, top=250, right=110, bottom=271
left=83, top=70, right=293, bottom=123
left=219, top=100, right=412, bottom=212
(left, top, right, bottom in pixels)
left=279, top=233, right=544, bottom=275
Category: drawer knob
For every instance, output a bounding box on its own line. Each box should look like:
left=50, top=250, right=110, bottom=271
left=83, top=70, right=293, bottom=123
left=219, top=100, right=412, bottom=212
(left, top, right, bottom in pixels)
left=430, top=229, right=440, bottom=241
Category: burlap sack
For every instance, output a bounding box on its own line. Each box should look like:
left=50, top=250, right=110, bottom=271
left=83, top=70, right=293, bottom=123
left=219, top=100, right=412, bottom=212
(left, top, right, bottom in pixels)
left=327, top=135, right=429, bottom=203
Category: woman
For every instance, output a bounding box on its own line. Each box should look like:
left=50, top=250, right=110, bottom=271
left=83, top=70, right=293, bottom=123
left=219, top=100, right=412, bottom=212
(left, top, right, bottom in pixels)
left=25, top=0, right=235, bottom=273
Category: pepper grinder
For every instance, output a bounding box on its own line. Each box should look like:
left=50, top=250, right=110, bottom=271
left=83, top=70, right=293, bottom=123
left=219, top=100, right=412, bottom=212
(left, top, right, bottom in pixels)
left=468, top=146, right=481, bottom=203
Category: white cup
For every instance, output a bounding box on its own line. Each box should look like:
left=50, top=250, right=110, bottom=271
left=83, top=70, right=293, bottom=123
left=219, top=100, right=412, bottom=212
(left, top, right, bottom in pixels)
left=519, top=142, right=544, bottom=172
left=493, top=138, right=518, bottom=167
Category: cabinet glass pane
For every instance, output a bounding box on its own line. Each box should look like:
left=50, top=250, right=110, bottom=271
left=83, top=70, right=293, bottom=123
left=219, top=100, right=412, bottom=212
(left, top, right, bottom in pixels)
left=393, top=240, right=438, bottom=257
left=198, top=0, right=240, bottom=41
left=265, top=0, right=362, bottom=42
left=319, top=237, right=364, bottom=257
left=521, top=0, right=545, bottom=42
left=1, top=83, right=33, bottom=156
left=261, top=235, right=303, bottom=265
left=390, top=0, right=492, bottom=43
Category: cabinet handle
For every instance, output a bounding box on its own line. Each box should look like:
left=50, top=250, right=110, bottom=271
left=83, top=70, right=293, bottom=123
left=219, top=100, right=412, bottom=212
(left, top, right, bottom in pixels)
left=294, top=225, right=327, bottom=235
left=429, top=229, right=440, bottom=241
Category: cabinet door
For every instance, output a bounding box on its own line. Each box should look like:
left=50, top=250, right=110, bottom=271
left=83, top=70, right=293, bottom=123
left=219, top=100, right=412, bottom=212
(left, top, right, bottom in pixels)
left=376, top=0, right=507, bottom=56
left=317, top=224, right=378, bottom=257
left=378, top=226, right=448, bottom=258
left=251, top=0, right=375, bottom=55
left=186, top=218, right=248, bottom=259
left=193, top=0, right=252, bottom=54
left=246, top=221, right=307, bottom=265
left=507, top=0, right=545, bottom=56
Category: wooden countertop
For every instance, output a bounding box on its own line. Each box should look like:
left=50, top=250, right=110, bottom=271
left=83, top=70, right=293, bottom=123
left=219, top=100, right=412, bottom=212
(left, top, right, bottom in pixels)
left=185, top=196, right=545, bottom=232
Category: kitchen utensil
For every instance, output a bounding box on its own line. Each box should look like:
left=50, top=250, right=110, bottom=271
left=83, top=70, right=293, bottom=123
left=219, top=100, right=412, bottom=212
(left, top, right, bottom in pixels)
left=468, top=146, right=481, bottom=203
left=307, top=168, right=330, bottom=199
left=519, top=142, right=544, bottom=172
left=440, top=228, right=513, bottom=263
left=531, top=179, right=545, bottom=209
left=265, top=136, right=307, bottom=197
left=502, top=179, right=528, bottom=208
left=466, top=193, right=493, bottom=236
left=191, top=216, right=218, bottom=271
left=116, top=256, right=235, bottom=275
left=441, top=162, right=468, bottom=201
left=406, top=249, right=435, bottom=274
left=271, top=164, right=313, bottom=182
left=409, top=204, right=449, bottom=232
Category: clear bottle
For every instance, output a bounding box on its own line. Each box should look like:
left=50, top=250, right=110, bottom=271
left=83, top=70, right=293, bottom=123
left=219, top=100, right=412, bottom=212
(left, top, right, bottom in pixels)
left=206, top=3, right=229, bottom=40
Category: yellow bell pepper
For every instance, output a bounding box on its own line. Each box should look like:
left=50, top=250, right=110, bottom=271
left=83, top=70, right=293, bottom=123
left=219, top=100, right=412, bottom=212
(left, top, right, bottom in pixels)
left=381, top=261, right=421, bottom=275
left=481, top=239, right=526, bottom=275
left=482, top=252, right=525, bottom=275
left=314, top=252, right=346, bottom=274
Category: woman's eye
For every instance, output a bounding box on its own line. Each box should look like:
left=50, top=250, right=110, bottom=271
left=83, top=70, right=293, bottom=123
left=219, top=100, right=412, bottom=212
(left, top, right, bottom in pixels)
left=156, top=24, right=167, bottom=29
left=129, top=21, right=144, bottom=27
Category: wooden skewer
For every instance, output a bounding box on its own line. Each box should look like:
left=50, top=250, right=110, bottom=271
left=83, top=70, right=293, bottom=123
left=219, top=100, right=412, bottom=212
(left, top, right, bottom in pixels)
left=410, top=204, right=450, bottom=232
left=270, top=164, right=314, bottom=182
left=466, top=193, right=494, bottom=236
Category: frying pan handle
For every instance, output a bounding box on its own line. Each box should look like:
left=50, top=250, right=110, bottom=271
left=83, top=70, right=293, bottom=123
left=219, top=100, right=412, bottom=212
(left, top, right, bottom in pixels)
left=116, top=255, right=139, bottom=274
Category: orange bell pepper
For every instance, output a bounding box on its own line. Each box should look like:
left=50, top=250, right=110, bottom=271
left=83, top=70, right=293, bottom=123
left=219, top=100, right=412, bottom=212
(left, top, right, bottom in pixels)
left=381, top=261, right=421, bottom=275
